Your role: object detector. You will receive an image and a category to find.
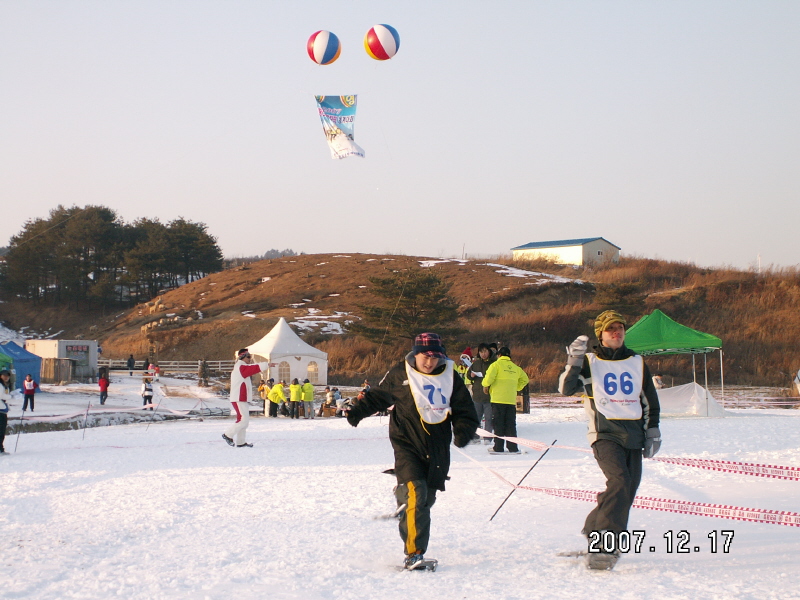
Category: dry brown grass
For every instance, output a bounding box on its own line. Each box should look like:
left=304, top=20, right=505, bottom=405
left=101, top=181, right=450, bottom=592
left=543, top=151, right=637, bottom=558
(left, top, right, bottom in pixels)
left=2, top=253, right=799, bottom=388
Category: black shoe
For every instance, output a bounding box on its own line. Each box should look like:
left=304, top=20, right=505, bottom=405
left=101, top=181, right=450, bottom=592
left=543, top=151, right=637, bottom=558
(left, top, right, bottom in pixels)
left=236, top=443, right=253, bottom=448
left=222, top=434, right=234, bottom=447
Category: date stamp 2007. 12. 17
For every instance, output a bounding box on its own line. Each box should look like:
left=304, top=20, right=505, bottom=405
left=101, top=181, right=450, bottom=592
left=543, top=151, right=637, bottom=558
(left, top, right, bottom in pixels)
left=588, top=530, right=735, bottom=554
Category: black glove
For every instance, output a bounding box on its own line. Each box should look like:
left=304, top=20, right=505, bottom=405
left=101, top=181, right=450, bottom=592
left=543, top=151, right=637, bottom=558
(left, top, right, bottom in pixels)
left=346, top=411, right=361, bottom=428
left=643, top=427, right=661, bottom=458
left=453, top=432, right=471, bottom=448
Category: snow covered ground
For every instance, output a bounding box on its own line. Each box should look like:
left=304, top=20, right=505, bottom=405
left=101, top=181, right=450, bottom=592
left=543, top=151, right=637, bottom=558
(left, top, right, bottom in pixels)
left=2, top=376, right=799, bottom=600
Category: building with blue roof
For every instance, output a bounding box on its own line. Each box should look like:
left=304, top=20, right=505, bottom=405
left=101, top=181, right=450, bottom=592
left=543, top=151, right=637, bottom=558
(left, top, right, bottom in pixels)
left=511, top=237, right=620, bottom=266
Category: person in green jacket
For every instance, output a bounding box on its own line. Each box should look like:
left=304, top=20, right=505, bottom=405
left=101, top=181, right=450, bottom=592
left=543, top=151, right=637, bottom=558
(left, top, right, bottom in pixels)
left=289, top=378, right=302, bottom=419
left=482, top=347, right=529, bottom=454
left=301, top=378, right=315, bottom=419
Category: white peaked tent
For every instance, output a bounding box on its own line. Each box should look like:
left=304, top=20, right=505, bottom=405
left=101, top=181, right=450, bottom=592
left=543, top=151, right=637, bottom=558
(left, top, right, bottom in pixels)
left=657, top=382, right=728, bottom=417
left=247, top=318, right=328, bottom=385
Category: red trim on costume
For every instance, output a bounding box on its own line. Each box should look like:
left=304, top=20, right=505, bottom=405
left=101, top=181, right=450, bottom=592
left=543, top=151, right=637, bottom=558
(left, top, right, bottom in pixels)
left=231, top=402, right=242, bottom=423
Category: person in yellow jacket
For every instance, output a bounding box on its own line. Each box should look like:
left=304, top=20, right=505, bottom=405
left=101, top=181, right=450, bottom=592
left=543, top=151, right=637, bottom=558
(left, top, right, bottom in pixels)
left=289, top=378, right=302, bottom=419
left=257, top=379, right=270, bottom=412
left=267, top=379, right=285, bottom=418
left=301, top=378, right=315, bottom=419
left=260, top=378, right=275, bottom=416
left=482, top=347, right=529, bottom=454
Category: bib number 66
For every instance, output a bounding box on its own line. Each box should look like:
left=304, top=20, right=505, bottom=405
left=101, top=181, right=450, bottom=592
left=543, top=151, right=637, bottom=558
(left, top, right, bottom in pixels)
left=603, top=372, right=634, bottom=395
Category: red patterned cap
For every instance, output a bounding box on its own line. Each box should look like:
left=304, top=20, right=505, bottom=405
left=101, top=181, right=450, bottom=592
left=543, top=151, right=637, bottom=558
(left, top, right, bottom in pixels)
left=412, top=333, right=446, bottom=358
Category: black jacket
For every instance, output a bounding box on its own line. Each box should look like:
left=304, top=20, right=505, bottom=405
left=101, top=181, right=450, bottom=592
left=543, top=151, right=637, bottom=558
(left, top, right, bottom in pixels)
left=348, top=354, right=479, bottom=491
left=467, top=350, right=496, bottom=403
left=558, top=343, right=660, bottom=449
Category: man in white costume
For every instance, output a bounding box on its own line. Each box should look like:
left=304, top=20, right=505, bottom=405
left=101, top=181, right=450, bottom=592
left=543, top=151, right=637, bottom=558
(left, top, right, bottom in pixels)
left=222, top=348, right=268, bottom=448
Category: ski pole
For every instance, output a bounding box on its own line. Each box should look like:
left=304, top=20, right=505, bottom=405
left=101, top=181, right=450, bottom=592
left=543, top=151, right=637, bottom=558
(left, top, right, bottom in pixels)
left=81, top=397, right=93, bottom=441
left=374, top=503, right=407, bottom=521
left=489, top=438, right=556, bottom=522
left=13, top=408, right=26, bottom=452
left=145, top=388, right=164, bottom=432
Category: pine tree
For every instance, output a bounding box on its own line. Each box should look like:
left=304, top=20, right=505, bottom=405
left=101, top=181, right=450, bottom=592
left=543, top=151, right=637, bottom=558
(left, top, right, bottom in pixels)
left=350, top=269, right=463, bottom=342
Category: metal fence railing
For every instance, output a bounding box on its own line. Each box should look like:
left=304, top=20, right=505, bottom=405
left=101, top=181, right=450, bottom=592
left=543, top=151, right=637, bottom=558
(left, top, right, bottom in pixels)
left=98, top=359, right=236, bottom=374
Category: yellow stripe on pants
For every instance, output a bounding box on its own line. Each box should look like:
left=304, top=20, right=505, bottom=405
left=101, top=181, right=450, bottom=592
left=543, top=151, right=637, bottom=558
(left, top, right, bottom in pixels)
left=405, top=481, right=417, bottom=555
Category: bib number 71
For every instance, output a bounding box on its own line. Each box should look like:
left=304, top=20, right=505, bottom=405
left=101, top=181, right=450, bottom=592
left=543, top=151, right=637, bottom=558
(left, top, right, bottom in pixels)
left=423, top=384, right=446, bottom=405
left=603, top=372, right=634, bottom=395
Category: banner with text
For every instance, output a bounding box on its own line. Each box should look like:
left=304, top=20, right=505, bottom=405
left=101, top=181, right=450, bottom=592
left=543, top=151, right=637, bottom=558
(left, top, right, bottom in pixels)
left=315, top=95, right=365, bottom=160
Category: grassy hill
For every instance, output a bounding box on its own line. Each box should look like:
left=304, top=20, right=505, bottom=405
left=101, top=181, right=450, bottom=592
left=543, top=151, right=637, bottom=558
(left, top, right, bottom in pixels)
left=1, top=253, right=798, bottom=391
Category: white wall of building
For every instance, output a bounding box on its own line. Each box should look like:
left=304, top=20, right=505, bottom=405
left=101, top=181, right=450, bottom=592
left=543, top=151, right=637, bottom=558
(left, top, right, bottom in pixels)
left=513, top=239, right=619, bottom=266
left=512, top=245, right=583, bottom=265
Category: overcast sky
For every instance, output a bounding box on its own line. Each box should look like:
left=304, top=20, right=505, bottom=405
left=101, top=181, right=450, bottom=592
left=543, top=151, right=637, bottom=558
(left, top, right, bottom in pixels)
left=1, top=1, right=798, bottom=268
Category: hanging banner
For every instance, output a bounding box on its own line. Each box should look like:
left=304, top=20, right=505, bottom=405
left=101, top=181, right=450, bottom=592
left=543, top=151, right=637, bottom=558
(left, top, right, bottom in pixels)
left=314, top=95, right=365, bottom=160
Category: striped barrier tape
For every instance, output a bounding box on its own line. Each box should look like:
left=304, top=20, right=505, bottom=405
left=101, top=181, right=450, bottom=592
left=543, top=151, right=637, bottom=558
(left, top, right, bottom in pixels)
left=517, top=485, right=800, bottom=527
left=649, top=457, right=800, bottom=481
left=475, top=429, right=800, bottom=482
left=455, top=447, right=800, bottom=527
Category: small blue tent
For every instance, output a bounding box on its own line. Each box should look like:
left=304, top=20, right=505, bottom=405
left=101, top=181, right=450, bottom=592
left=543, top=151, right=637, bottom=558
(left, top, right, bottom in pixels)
left=0, top=341, right=42, bottom=391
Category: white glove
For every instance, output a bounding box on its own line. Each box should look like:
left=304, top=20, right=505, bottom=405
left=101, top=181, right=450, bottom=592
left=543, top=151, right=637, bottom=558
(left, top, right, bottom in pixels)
left=460, top=355, right=472, bottom=369
left=566, top=335, right=589, bottom=366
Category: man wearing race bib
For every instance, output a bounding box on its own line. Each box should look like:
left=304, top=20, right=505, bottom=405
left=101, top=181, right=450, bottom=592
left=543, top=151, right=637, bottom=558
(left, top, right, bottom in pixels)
left=558, top=310, right=661, bottom=571
left=346, top=333, right=479, bottom=570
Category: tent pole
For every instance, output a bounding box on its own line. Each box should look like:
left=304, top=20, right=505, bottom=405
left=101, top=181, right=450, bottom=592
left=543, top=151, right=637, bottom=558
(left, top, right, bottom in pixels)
left=719, top=349, right=725, bottom=407
left=692, top=354, right=696, bottom=383
left=704, top=353, right=709, bottom=416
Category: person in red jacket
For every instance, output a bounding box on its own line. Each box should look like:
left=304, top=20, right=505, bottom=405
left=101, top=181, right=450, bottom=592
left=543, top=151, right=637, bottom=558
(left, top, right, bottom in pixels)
left=222, top=348, right=268, bottom=448
left=22, top=374, right=39, bottom=412
left=98, top=371, right=110, bottom=405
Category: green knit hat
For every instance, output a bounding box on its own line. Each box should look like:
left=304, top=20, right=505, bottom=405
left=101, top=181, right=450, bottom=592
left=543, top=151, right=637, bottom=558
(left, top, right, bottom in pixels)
left=594, top=310, right=627, bottom=339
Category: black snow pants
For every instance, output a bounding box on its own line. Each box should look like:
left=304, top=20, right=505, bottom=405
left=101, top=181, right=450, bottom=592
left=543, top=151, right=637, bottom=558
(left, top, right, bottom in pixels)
left=395, top=479, right=437, bottom=556
left=0, top=412, right=7, bottom=452
left=583, top=439, right=642, bottom=536
left=491, top=403, right=518, bottom=452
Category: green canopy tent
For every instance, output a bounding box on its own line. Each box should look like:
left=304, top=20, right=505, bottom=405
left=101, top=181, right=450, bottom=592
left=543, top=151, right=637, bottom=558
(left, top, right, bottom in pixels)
left=0, top=352, right=11, bottom=372
left=625, top=309, right=724, bottom=399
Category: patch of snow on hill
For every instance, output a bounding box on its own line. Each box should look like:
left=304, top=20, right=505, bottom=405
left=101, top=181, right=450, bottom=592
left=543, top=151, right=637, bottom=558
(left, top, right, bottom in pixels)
left=290, top=308, right=350, bottom=335
left=419, top=258, right=469, bottom=268
left=481, top=263, right=580, bottom=284
left=0, top=323, right=25, bottom=345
